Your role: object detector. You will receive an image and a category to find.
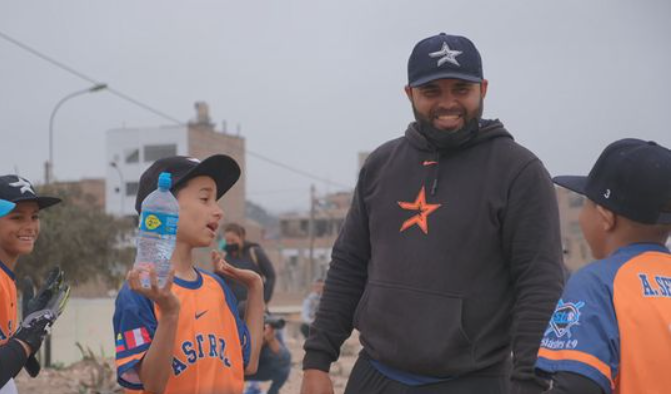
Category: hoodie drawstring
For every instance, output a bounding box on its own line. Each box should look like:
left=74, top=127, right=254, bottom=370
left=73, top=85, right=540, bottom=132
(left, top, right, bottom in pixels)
left=429, top=151, right=440, bottom=196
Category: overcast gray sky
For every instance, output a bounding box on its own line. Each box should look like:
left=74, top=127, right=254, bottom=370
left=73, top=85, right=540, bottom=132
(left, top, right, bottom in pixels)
left=1, top=0, right=670, bottom=213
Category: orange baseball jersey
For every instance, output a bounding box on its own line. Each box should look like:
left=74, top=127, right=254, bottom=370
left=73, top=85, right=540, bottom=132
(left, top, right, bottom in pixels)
left=113, top=269, right=250, bottom=394
left=0, top=260, right=18, bottom=346
left=536, top=243, right=671, bottom=394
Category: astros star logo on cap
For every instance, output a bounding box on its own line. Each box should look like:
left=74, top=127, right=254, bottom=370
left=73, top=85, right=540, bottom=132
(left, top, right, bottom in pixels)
left=9, top=177, right=35, bottom=195
left=429, top=42, right=462, bottom=67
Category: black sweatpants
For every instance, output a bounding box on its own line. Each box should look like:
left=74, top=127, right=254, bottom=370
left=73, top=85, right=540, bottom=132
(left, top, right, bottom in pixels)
left=344, top=356, right=510, bottom=394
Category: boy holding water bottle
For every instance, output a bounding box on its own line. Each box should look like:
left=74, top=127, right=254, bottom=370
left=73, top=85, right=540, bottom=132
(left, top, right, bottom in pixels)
left=113, top=155, right=265, bottom=394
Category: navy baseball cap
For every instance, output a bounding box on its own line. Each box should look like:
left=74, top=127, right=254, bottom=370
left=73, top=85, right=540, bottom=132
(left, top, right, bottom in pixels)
left=135, top=154, right=240, bottom=214
left=408, top=33, right=483, bottom=87
left=0, top=175, right=61, bottom=210
left=0, top=199, right=15, bottom=217
left=554, top=139, right=671, bottom=225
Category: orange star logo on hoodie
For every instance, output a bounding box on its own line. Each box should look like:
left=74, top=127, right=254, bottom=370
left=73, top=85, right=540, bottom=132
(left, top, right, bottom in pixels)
left=397, top=186, right=441, bottom=234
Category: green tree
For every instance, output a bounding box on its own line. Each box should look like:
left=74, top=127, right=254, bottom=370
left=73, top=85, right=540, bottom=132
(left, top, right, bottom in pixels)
left=16, top=184, right=136, bottom=289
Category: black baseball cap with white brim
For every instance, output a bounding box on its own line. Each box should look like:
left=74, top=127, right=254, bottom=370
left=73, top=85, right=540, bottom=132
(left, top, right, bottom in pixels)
left=135, top=155, right=240, bottom=214
left=0, top=175, right=61, bottom=210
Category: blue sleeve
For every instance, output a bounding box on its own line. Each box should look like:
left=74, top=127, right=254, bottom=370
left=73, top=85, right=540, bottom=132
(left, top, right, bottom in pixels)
left=202, top=269, right=251, bottom=368
left=112, top=283, right=157, bottom=390
left=536, top=264, right=620, bottom=394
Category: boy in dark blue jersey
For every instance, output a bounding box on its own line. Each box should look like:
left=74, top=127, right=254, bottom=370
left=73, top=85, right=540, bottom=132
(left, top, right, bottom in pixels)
left=536, top=139, right=671, bottom=394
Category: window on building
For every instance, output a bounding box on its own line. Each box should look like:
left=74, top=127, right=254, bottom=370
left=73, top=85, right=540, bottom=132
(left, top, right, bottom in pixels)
left=144, top=144, right=177, bottom=162
left=300, top=219, right=309, bottom=235
left=125, top=148, right=140, bottom=164
left=316, top=219, right=329, bottom=237
left=280, top=219, right=307, bottom=238
left=126, top=181, right=139, bottom=196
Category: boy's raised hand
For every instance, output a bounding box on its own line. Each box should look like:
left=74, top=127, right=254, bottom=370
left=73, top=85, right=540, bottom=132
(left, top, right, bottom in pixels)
left=212, top=250, right=263, bottom=288
left=127, top=267, right=180, bottom=316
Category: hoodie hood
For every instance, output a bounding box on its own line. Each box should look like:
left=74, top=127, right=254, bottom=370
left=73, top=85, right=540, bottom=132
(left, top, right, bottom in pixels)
left=405, top=119, right=513, bottom=153
left=405, top=119, right=513, bottom=196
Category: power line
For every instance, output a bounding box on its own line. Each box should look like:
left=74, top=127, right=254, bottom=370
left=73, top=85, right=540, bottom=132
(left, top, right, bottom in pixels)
left=0, top=29, right=350, bottom=189
left=0, top=30, right=189, bottom=127
left=247, top=151, right=348, bottom=188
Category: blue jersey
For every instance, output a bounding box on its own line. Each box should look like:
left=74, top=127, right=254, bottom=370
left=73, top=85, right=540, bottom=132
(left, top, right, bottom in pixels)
left=536, top=243, right=671, bottom=394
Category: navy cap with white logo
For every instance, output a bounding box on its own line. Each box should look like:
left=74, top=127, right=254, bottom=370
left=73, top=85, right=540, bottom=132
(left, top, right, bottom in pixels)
left=135, top=154, right=240, bottom=214
left=0, top=175, right=61, bottom=211
left=408, top=33, right=483, bottom=87
left=554, top=139, right=671, bottom=225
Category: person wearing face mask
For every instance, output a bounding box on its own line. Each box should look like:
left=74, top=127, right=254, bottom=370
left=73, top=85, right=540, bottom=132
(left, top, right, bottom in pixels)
left=221, top=223, right=276, bottom=306
left=301, top=33, right=564, bottom=394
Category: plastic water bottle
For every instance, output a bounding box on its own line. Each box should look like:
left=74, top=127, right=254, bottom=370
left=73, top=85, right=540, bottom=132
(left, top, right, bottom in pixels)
left=134, top=172, right=179, bottom=288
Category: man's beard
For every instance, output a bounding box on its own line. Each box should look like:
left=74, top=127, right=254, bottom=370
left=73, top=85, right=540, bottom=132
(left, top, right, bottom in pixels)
left=413, top=98, right=484, bottom=151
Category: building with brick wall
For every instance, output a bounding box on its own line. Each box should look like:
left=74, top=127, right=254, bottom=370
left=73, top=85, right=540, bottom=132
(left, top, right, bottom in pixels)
left=105, top=102, right=245, bottom=224
left=273, top=191, right=351, bottom=299
left=105, top=102, right=247, bottom=268
left=52, top=178, right=106, bottom=209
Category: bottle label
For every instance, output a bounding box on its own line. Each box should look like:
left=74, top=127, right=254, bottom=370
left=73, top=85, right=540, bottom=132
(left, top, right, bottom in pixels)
left=139, top=211, right=178, bottom=235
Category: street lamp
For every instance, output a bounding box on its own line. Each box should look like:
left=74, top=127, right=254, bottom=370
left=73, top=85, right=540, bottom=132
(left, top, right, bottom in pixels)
left=46, top=83, right=107, bottom=184
left=110, top=161, right=125, bottom=215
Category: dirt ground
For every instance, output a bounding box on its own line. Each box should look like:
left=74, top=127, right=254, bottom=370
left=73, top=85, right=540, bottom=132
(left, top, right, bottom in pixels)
left=15, top=332, right=361, bottom=394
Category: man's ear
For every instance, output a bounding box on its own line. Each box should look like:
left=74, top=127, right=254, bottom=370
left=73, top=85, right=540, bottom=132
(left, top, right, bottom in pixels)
left=404, top=85, right=413, bottom=102
left=596, top=204, right=617, bottom=232
left=480, top=79, right=489, bottom=99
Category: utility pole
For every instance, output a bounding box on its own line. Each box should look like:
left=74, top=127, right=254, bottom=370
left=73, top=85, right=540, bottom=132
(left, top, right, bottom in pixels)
left=47, top=83, right=107, bottom=184
left=307, top=184, right=316, bottom=286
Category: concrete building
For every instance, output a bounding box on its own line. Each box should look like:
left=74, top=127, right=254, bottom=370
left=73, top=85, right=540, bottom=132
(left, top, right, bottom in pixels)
left=105, top=102, right=246, bottom=225
left=555, top=186, right=591, bottom=273
left=274, top=191, right=351, bottom=296
left=52, top=178, right=106, bottom=209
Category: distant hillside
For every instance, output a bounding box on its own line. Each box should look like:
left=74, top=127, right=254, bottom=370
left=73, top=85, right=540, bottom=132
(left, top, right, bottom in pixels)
left=246, top=200, right=280, bottom=239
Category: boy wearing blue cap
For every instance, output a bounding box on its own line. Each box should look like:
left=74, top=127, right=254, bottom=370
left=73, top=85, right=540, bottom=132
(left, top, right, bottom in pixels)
left=0, top=200, right=14, bottom=218
left=0, top=175, right=70, bottom=394
left=536, top=139, right=671, bottom=394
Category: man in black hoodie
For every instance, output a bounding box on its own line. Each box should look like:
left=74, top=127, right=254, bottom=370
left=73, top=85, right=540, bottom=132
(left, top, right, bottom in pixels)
left=301, top=33, right=564, bottom=394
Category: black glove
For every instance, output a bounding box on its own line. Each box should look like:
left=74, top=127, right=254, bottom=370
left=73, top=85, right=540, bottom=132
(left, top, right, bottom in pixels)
left=12, top=309, right=56, bottom=357
left=23, top=267, right=70, bottom=318
left=17, top=267, right=71, bottom=377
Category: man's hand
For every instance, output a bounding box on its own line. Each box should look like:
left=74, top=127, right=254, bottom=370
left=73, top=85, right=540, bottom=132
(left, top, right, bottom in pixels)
left=300, top=369, right=335, bottom=394
left=212, top=250, right=263, bottom=289
left=127, top=267, right=180, bottom=317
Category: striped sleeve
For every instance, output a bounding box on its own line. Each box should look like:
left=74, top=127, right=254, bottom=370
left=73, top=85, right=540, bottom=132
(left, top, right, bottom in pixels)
left=112, top=283, right=157, bottom=390
left=536, top=265, right=620, bottom=394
